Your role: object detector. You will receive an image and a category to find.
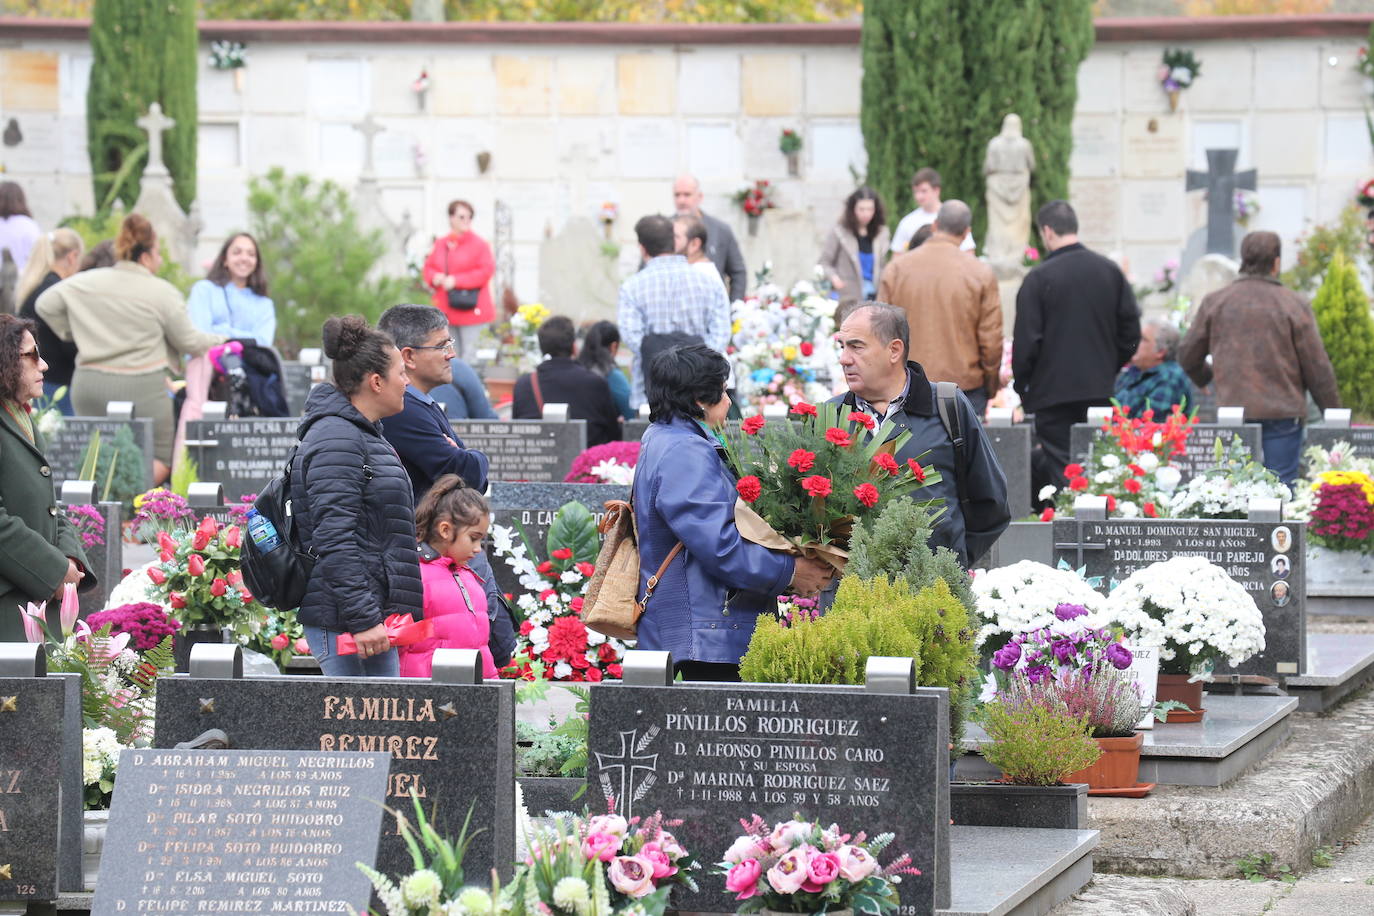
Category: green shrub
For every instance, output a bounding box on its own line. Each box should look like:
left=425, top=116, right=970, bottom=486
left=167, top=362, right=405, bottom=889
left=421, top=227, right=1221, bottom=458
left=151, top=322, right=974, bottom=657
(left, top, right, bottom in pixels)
left=1311, top=250, right=1374, bottom=419
left=247, top=168, right=410, bottom=356
left=80, top=425, right=148, bottom=509
left=515, top=719, right=585, bottom=778
left=977, top=691, right=1100, bottom=786
left=1282, top=205, right=1367, bottom=295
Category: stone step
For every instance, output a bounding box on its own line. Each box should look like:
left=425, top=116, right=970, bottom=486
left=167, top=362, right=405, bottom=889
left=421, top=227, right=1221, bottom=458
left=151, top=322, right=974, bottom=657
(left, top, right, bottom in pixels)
left=1050, top=875, right=1197, bottom=915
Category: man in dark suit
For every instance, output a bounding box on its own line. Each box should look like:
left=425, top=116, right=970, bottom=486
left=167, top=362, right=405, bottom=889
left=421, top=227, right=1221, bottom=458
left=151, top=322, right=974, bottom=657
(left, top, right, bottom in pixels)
left=512, top=316, right=622, bottom=448
left=1013, top=200, right=1141, bottom=500
left=673, top=173, right=747, bottom=299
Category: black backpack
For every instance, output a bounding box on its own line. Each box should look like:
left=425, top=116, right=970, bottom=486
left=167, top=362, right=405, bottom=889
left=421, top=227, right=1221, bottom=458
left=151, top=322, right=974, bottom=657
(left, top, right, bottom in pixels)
left=240, top=444, right=318, bottom=611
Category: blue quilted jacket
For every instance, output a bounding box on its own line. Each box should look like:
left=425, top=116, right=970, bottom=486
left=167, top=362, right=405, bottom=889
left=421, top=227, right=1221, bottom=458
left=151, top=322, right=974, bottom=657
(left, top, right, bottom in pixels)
left=290, top=384, right=423, bottom=632
left=632, top=416, right=795, bottom=665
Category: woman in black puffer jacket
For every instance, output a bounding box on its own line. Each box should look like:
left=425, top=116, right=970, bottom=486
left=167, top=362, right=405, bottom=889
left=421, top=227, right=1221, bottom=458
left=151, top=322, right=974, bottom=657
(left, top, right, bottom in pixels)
left=291, top=315, right=423, bottom=677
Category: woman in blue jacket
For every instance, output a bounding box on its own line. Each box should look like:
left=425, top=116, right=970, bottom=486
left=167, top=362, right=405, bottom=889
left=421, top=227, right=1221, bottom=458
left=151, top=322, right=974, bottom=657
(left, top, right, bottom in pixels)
left=187, top=233, right=276, bottom=347
left=632, top=344, right=832, bottom=681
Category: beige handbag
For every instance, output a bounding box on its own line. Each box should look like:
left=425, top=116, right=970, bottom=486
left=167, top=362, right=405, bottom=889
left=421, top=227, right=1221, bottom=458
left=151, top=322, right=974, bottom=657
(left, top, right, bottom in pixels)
left=582, top=500, right=683, bottom=640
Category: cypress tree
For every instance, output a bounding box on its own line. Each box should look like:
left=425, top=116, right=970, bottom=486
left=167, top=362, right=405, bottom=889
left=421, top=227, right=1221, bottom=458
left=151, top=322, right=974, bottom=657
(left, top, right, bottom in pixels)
left=1311, top=251, right=1374, bottom=417
left=88, top=0, right=199, bottom=212
left=1029, top=0, right=1095, bottom=223
left=859, top=0, right=965, bottom=227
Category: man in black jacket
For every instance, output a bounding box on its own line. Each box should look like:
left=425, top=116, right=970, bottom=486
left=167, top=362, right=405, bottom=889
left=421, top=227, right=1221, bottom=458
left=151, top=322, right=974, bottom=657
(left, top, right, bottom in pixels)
left=512, top=316, right=622, bottom=448
left=1013, top=200, right=1140, bottom=499
left=831, top=303, right=1010, bottom=566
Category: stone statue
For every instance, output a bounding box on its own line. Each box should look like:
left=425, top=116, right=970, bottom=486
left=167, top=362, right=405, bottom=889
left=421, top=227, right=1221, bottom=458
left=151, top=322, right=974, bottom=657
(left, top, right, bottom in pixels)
left=983, top=113, right=1036, bottom=267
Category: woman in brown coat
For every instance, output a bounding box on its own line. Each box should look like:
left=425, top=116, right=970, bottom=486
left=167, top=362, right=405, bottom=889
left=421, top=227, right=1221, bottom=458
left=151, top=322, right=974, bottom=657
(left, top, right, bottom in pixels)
left=819, top=186, right=891, bottom=325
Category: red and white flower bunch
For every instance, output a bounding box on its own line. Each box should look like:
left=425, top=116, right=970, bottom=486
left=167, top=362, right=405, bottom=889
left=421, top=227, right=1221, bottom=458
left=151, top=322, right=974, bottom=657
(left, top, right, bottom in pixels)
left=582, top=810, right=701, bottom=903
left=142, top=515, right=267, bottom=641
left=491, top=503, right=628, bottom=682
left=716, top=816, right=915, bottom=915
left=729, top=270, right=839, bottom=412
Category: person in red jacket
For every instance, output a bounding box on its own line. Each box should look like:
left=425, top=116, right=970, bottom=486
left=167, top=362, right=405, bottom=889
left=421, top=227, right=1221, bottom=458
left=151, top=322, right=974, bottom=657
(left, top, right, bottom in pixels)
left=399, top=474, right=498, bottom=679
left=422, top=199, right=496, bottom=361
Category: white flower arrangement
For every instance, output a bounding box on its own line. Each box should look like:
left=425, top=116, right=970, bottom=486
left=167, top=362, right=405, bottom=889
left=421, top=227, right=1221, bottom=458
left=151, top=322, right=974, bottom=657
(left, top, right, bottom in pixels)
left=1167, top=436, right=1291, bottom=519
left=970, top=560, right=1115, bottom=647
left=83, top=726, right=121, bottom=808
left=1286, top=440, right=1374, bottom=523
left=589, top=459, right=635, bottom=486
left=729, top=272, right=840, bottom=412
left=106, top=562, right=170, bottom=612
left=1105, top=555, right=1265, bottom=674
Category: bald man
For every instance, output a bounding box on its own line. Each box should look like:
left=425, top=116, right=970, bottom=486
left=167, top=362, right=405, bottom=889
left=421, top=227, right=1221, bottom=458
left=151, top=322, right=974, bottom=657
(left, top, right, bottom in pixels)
left=878, top=200, right=1002, bottom=417
left=672, top=174, right=748, bottom=298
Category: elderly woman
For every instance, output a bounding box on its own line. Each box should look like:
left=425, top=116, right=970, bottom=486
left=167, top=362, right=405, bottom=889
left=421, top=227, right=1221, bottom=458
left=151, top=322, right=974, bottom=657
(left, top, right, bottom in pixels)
left=36, top=214, right=224, bottom=483
left=0, top=314, right=94, bottom=642
left=633, top=344, right=832, bottom=681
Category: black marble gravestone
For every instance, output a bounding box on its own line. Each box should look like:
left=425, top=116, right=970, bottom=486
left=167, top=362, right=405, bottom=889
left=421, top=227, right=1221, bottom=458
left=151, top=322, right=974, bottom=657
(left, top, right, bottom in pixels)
left=587, top=681, right=947, bottom=915
left=1301, top=426, right=1374, bottom=477
left=984, top=424, right=1033, bottom=517
left=91, top=748, right=387, bottom=914
left=153, top=674, right=515, bottom=883
left=184, top=418, right=299, bottom=501
left=0, top=674, right=72, bottom=901
left=487, top=482, right=628, bottom=596
left=1051, top=517, right=1305, bottom=677
left=47, top=417, right=156, bottom=492
left=451, top=419, right=588, bottom=482
left=1069, top=422, right=1263, bottom=485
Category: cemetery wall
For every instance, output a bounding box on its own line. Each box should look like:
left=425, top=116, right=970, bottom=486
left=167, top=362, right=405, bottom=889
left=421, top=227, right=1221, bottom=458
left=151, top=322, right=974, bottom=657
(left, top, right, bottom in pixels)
left=1, top=15, right=1370, bottom=321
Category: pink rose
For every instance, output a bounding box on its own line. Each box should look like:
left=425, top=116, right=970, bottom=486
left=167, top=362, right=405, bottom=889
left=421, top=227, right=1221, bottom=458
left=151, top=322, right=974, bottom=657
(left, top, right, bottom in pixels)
left=725, top=859, right=762, bottom=901
left=639, top=842, right=677, bottom=879
left=768, top=820, right=812, bottom=853
left=270, top=633, right=290, bottom=651
left=723, top=834, right=764, bottom=864
left=607, top=855, right=656, bottom=898
left=802, top=851, right=841, bottom=893
left=766, top=848, right=809, bottom=894
left=581, top=831, right=620, bottom=863
left=836, top=844, right=877, bottom=882
left=587, top=814, right=629, bottom=839
left=293, top=638, right=311, bottom=655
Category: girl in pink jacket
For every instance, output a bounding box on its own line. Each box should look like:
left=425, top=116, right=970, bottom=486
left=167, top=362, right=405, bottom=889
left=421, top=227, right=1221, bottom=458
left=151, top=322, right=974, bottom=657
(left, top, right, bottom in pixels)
left=399, top=474, right=498, bottom=678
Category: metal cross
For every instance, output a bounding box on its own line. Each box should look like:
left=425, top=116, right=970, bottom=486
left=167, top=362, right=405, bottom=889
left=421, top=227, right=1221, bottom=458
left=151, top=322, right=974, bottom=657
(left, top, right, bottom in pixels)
left=136, top=103, right=176, bottom=177
left=593, top=729, right=658, bottom=820
left=1185, top=148, right=1258, bottom=257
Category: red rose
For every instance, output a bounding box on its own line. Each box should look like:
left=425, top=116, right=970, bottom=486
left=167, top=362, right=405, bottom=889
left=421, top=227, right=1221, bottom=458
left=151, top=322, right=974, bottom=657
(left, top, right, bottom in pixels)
left=741, top=415, right=766, bottom=435
left=1106, top=494, right=1117, bottom=512
left=520, top=620, right=535, bottom=636
left=157, top=531, right=177, bottom=553
left=271, top=633, right=290, bottom=651
left=147, top=567, right=167, bottom=585
left=539, top=588, right=556, bottom=602
left=908, top=458, right=926, bottom=481
left=159, top=549, right=174, bottom=564
left=187, top=554, right=206, bottom=577
left=210, top=577, right=228, bottom=597
left=607, top=663, right=623, bottom=679
left=239, top=589, right=254, bottom=604
left=787, top=449, right=816, bottom=473
left=1144, top=502, right=1158, bottom=518
left=197, top=517, right=219, bottom=538
left=1040, top=508, right=1055, bottom=521
left=227, top=570, right=243, bottom=586
left=294, top=638, right=311, bottom=655
left=801, top=475, right=833, bottom=498
left=190, top=529, right=208, bottom=552
left=223, top=525, right=242, bottom=549
left=1064, top=463, right=1085, bottom=478
left=853, top=483, right=880, bottom=508
left=576, top=562, right=596, bottom=577
left=586, top=666, right=604, bottom=682
left=598, top=643, right=618, bottom=661
left=874, top=453, right=899, bottom=475
left=169, top=591, right=186, bottom=609
left=537, top=560, right=555, bottom=575
left=737, top=475, right=763, bottom=503
left=825, top=427, right=853, bottom=447
left=791, top=402, right=818, bottom=417
left=551, top=548, right=574, bottom=560
left=570, top=596, right=585, bottom=613
left=1068, top=476, right=1089, bottom=491
left=849, top=412, right=876, bottom=431
left=1123, top=477, right=1142, bottom=494
left=800, top=342, right=814, bottom=356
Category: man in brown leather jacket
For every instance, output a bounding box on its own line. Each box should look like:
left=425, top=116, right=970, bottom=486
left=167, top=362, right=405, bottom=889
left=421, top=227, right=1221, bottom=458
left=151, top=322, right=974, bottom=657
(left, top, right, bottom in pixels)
left=1178, top=231, right=1341, bottom=485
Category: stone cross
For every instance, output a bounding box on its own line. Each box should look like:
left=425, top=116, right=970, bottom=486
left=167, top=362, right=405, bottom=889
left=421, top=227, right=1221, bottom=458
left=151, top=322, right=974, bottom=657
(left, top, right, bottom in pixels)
left=352, top=114, right=383, bottom=176
left=593, top=729, right=658, bottom=821
left=1185, top=148, right=1257, bottom=257
left=136, top=103, right=176, bottom=177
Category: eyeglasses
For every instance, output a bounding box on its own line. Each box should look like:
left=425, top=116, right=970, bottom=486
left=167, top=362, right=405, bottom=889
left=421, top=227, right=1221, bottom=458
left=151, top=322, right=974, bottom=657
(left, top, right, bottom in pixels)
left=411, top=338, right=455, bottom=353
left=20, top=348, right=41, bottom=365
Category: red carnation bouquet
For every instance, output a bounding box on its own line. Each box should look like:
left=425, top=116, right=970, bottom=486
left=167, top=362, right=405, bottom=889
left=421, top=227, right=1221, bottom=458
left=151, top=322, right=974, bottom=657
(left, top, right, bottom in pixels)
left=722, top=402, right=941, bottom=573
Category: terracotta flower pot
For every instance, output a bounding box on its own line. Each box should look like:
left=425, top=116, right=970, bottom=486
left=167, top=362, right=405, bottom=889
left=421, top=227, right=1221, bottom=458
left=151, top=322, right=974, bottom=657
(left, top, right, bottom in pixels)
left=1063, top=732, right=1143, bottom=791
left=1156, top=673, right=1204, bottom=722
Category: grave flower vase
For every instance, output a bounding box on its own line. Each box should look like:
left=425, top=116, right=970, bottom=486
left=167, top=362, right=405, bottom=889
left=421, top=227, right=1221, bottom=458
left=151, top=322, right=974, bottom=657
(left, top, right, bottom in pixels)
left=786, top=151, right=801, bottom=177
left=1305, top=544, right=1374, bottom=590
left=748, top=213, right=761, bottom=237
left=1156, top=673, right=1205, bottom=722
left=1063, top=732, right=1143, bottom=791
left=83, top=808, right=109, bottom=890
left=174, top=623, right=229, bottom=673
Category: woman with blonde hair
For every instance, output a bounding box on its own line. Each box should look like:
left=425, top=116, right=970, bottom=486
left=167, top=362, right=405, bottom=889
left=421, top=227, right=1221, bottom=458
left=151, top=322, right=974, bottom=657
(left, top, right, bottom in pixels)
left=36, top=214, right=224, bottom=482
left=17, top=228, right=83, bottom=414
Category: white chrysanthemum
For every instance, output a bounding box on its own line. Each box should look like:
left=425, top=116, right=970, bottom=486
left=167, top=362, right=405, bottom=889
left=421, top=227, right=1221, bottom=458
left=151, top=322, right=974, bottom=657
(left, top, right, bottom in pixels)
left=82, top=727, right=121, bottom=785
left=1136, top=452, right=1160, bottom=473
left=1154, top=466, right=1182, bottom=493
left=553, top=877, right=591, bottom=913
left=454, top=887, right=493, bottom=916
left=1094, top=470, right=1114, bottom=485
left=1037, top=484, right=1058, bottom=502
left=105, top=564, right=169, bottom=612
left=1117, top=500, right=1139, bottom=518
left=970, top=561, right=1117, bottom=646
left=560, top=571, right=581, bottom=585
left=585, top=629, right=606, bottom=646
left=400, top=869, right=443, bottom=906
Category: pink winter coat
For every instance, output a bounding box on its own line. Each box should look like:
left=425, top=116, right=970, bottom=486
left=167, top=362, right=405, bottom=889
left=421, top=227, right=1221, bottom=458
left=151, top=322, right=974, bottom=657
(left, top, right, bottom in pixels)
left=398, top=552, right=497, bottom=679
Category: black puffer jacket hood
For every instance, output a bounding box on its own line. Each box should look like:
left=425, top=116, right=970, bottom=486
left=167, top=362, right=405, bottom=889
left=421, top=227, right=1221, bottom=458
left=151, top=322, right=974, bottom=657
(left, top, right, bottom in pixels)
left=290, top=383, right=423, bottom=632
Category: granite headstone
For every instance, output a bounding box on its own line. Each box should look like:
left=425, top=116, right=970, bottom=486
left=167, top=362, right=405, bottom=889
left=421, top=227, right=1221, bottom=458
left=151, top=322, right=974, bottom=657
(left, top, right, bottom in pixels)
left=1069, top=422, right=1262, bottom=484
left=280, top=361, right=325, bottom=416
left=1051, top=517, right=1305, bottom=677
left=184, top=418, right=298, bottom=501
left=451, top=419, right=588, bottom=482
left=487, top=482, right=628, bottom=596
left=1301, top=426, right=1374, bottom=476
left=984, top=424, right=1032, bottom=517
left=0, top=673, right=73, bottom=901
left=152, top=674, right=515, bottom=882
left=46, top=417, right=156, bottom=491
left=90, top=748, right=387, bottom=914
left=586, top=681, right=947, bottom=914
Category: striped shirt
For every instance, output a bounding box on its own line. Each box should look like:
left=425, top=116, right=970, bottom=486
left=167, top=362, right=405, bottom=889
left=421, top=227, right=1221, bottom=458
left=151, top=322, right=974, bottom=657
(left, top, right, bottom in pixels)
left=618, top=255, right=731, bottom=407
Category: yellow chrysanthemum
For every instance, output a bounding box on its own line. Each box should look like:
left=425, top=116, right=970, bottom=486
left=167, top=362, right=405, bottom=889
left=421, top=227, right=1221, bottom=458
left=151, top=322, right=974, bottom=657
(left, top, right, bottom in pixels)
left=1314, top=470, right=1374, bottom=503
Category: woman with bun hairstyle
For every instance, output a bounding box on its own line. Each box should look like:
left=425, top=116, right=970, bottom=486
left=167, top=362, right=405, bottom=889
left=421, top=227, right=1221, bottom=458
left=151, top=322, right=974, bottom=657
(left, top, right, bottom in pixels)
left=398, top=474, right=497, bottom=679
left=16, top=228, right=84, bottom=415
left=35, top=214, right=224, bottom=482
left=290, top=315, right=423, bottom=677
